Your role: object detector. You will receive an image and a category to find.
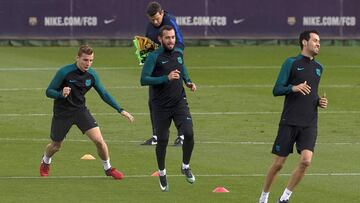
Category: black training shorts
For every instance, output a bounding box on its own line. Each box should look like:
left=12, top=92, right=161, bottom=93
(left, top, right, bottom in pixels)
left=272, top=124, right=317, bottom=157
left=50, top=108, right=98, bottom=142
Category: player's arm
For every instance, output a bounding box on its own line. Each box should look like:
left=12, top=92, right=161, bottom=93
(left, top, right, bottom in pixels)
left=92, top=71, right=134, bottom=122
left=140, top=53, right=169, bottom=86
left=46, top=69, right=67, bottom=99
left=182, top=64, right=196, bottom=92
left=272, top=58, right=294, bottom=96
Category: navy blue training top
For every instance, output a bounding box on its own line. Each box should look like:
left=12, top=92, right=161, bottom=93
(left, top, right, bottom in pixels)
left=273, top=54, right=324, bottom=127
left=46, top=63, right=122, bottom=116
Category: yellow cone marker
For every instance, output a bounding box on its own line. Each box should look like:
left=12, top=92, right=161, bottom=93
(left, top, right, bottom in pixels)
left=80, top=154, right=96, bottom=160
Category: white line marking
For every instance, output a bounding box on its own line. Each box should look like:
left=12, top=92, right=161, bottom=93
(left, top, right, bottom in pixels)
left=0, top=137, right=358, bottom=145
left=0, top=65, right=360, bottom=71
left=1, top=173, right=360, bottom=179
left=1, top=84, right=359, bottom=91
left=0, top=111, right=359, bottom=117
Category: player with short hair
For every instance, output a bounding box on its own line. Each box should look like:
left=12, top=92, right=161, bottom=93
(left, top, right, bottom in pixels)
left=39, top=45, right=134, bottom=180
left=140, top=25, right=196, bottom=191
left=141, top=1, right=186, bottom=146
left=259, top=30, right=328, bottom=203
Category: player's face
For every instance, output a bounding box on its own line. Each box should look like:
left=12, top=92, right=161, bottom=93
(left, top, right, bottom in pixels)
left=76, top=53, right=94, bottom=72
left=305, top=33, right=320, bottom=56
left=148, top=11, right=164, bottom=27
left=160, top=29, right=176, bottom=50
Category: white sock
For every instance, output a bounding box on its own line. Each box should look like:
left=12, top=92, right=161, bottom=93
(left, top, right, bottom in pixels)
left=259, top=191, right=269, bottom=203
left=42, top=154, right=52, bottom=164
left=179, top=135, right=184, bottom=140
left=182, top=163, right=190, bottom=170
left=280, top=188, right=292, bottom=201
left=152, top=135, right=157, bottom=140
left=159, top=169, right=166, bottom=176
left=102, top=159, right=111, bottom=171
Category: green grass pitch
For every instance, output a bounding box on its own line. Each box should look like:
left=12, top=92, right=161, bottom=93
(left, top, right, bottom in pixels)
left=0, top=46, right=359, bottom=202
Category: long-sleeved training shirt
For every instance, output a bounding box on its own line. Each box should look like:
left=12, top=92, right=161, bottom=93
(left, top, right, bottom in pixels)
left=273, top=54, right=323, bottom=127
left=140, top=46, right=191, bottom=109
left=46, top=63, right=122, bottom=117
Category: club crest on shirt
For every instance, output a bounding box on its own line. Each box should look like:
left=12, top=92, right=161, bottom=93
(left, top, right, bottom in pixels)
left=85, top=79, right=92, bottom=87
left=177, top=56, right=183, bottom=64
left=316, top=68, right=321, bottom=77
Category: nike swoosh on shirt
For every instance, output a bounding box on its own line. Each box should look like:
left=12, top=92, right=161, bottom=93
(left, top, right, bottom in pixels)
left=297, top=68, right=305, bottom=71
left=69, top=80, right=77, bottom=83
left=161, top=61, right=169, bottom=64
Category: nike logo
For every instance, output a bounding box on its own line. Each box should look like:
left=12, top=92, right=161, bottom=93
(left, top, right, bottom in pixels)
left=297, top=67, right=305, bottom=71
left=161, top=61, right=169, bottom=64
left=69, top=80, right=77, bottom=83
left=233, top=18, right=245, bottom=24
left=104, top=19, right=115, bottom=24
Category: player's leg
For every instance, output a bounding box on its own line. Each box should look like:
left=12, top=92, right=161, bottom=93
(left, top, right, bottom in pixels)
left=173, top=127, right=184, bottom=146
left=153, top=110, right=171, bottom=191
left=77, top=109, right=123, bottom=180
left=278, top=126, right=317, bottom=202
left=142, top=99, right=157, bottom=145
left=40, top=116, right=71, bottom=177
left=173, top=105, right=195, bottom=183
left=259, top=125, right=296, bottom=203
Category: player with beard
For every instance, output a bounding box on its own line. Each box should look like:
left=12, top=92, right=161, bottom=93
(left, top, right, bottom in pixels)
left=259, top=30, right=328, bottom=203
left=140, top=25, right=196, bottom=191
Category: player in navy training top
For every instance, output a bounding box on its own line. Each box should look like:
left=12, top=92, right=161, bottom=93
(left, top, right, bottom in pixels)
left=259, top=31, right=328, bottom=203
left=142, top=1, right=187, bottom=146
left=141, top=25, right=197, bottom=191
left=39, top=45, right=134, bottom=180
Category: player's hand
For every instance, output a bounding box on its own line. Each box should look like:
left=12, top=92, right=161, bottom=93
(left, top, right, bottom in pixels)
left=121, top=110, right=134, bottom=123
left=168, top=70, right=180, bottom=81
left=319, top=96, right=328, bottom=108
left=186, top=82, right=197, bottom=92
left=62, top=87, right=71, bottom=98
left=292, top=81, right=311, bottom=95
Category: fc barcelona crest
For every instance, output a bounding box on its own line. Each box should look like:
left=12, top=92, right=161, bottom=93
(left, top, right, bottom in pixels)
left=85, top=79, right=92, bottom=86
left=177, top=56, right=183, bottom=64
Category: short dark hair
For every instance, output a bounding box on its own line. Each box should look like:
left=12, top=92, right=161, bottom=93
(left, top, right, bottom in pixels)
left=146, top=1, right=162, bottom=17
left=159, top=25, right=174, bottom=37
left=78, top=45, right=93, bottom=56
left=299, top=30, right=319, bottom=50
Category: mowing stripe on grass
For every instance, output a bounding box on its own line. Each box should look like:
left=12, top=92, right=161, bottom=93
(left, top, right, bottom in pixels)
left=1, top=84, right=359, bottom=91
left=0, top=137, right=359, bottom=145
left=1, top=173, right=360, bottom=179
left=0, top=111, right=359, bottom=117
left=0, top=65, right=360, bottom=71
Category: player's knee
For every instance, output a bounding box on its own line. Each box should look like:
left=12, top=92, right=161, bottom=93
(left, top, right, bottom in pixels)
left=299, top=159, right=311, bottom=168
left=182, top=128, right=194, bottom=140
left=273, top=161, right=285, bottom=171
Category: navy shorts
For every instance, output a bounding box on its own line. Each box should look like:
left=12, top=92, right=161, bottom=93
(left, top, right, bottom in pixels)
left=272, top=124, right=317, bottom=157
left=50, top=109, right=98, bottom=142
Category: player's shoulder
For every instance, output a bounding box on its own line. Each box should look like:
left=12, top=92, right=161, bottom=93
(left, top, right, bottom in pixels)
left=174, top=47, right=184, bottom=55
left=58, top=63, right=77, bottom=75
left=314, top=59, right=324, bottom=69
left=282, top=55, right=300, bottom=67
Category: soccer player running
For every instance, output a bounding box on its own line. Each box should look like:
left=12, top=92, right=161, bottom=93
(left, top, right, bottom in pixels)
left=140, top=25, right=197, bottom=191
left=259, top=30, right=328, bottom=203
left=39, top=45, right=134, bottom=180
left=141, top=1, right=187, bottom=146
